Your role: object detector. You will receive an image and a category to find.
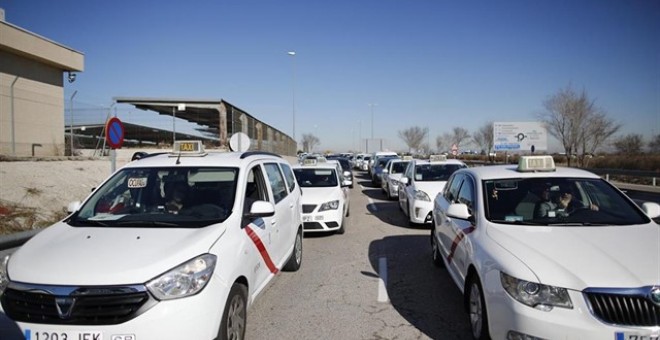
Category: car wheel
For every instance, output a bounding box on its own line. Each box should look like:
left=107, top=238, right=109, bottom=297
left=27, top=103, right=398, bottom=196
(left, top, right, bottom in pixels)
left=283, top=228, right=303, bottom=272
left=467, top=276, right=490, bottom=340
left=219, top=283, right=247, bottom=340
left=346, top=204, right=350, bottom=217
left=431, top=230, right=444, bottom=267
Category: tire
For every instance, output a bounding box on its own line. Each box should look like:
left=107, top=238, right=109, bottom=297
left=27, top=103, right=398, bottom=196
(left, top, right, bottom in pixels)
left=282, top=228, right=303, bottom=272
left=431, top=229, right=444, bottom=267
left=219, top=283, right=247, bottom=340
left=346, top=204, right=350, bottom=217
left=467, top=276, right=491, bottom=340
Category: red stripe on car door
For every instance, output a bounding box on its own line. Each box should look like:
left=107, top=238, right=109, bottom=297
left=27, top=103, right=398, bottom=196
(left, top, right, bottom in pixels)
left=244, top=225, right=279, bottom=274
left=446, top=226, right=475, bottom=265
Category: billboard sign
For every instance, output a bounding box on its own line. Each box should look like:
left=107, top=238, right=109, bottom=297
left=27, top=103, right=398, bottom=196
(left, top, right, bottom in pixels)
left=493, top=122, right=547, bottom=152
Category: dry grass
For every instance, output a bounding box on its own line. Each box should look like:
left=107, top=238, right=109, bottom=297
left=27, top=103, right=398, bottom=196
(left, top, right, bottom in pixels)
left=0, top=200, right=69, bottom=235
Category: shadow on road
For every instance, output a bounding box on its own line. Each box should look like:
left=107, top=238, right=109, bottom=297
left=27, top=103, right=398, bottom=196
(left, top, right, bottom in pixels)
left=0, top=312, right=23, bottom=340
left=368, top=234, right=473, bottom=339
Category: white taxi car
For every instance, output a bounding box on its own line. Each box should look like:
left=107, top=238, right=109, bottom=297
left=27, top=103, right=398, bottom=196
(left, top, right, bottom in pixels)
left=293, top=158, right=350, bottom=234
left=0, top=140, right=304, bottom=340
left=431, top=155, right=660, bottom=340
left=399, top=155, right=467, bottom=225
left=381, top=156, right=412, bottom=200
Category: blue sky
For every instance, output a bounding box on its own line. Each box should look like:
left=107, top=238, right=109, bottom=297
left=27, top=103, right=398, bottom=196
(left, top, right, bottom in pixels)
left=2, top=0, right=658, bottom=152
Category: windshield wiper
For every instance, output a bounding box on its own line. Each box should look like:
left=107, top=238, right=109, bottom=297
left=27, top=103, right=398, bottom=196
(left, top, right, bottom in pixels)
left=115, top=221, right=180, bottom=227
left=491, top=219, right=542, bottom=225
left=546, top=222, right=610, bottom=226
left=69, top=219, right=110, bottom=227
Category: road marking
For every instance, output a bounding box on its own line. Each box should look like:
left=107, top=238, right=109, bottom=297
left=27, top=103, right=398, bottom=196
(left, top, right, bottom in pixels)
left=377, top=257, right=389, bottom=303
left=368, top=197, right=378, bottom=212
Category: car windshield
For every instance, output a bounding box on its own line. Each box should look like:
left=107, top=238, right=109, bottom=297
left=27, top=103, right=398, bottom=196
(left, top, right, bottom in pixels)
left=484, top=177, right=650, bottom=226
left=69, top=167, right=238, bottom=228
left=415, top=164, right=465, bottom=181
left=293, top=168, right=338, bottom=188
left=378, top=157, right=396, bottom=167
left=390, top=161, right=410, bottom=174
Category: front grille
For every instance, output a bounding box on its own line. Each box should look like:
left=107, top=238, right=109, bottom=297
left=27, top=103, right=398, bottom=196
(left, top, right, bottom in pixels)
left=1, top=283, right=156, bottom=325
left=584, top=287, right=660, bottom=327
left=303, top=222, right=323, bottom=230
left=302, top=204, right=317, bottom=213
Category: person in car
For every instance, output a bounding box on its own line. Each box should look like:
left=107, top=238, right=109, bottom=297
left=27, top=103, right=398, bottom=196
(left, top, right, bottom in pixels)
left=535, top=186, right=598, bottom=218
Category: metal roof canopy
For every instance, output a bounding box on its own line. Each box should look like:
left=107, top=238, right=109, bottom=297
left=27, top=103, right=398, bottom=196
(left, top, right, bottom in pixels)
left=66, top=122, right=217, bottom=148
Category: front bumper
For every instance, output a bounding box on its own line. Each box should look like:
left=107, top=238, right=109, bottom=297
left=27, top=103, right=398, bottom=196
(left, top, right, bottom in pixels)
left=409, top=199, right=433, bottom=224
left=302, top=209, right=343, bottom=232
left=1, top=277, right=229, bottom=340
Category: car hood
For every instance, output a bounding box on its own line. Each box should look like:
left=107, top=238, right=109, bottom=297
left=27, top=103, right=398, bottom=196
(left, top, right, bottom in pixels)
left=301, top=187, right=342, bottom=205
left=8, top=221, right=226, bottom=285
left=488, top=223, right=660, bottom=289
left=415, top=181, right=447, bottom=200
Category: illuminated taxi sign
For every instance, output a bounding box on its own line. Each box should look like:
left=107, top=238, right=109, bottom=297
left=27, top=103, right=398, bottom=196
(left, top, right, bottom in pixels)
left=402, top=155, right=414, bottom=161
left=302, top=158, right=318, bottom=166
left=429, top=154, right=447, bottom=162
left=317, top=157, right=327, bottom=163
left=171, top=140, right=206, bottom=156
left=518, top=155, right=555, bottom=172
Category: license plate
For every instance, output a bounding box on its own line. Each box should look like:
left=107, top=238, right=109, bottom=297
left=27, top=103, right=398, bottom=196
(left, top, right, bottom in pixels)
left=615, top=331, right=659, bottom=340
left=25, top=329, right=103, bottom=340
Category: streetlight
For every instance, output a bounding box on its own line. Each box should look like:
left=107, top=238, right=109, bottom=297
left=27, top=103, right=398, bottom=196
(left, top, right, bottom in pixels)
left=368, top=103, right=377, bottom=139
left=288, top=51, right=296, bottom=146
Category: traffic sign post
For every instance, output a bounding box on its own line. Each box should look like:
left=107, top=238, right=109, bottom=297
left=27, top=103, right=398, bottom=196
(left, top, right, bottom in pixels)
left=105, top=117, right=125, bottom=173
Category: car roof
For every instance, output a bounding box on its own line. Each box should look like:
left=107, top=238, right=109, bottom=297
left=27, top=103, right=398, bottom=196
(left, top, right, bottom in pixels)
left=412, top=159, right=466, bottom=166
left=456, top=164, right=602, bottom=181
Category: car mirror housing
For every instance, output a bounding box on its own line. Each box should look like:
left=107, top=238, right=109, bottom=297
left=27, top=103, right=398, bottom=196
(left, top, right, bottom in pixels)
left=67, top=201, right=82, bottom=213
left=446, top=202, right=471, bottom=220
left=399, top=177, right=409, bottom=185
left=641, top=202, right=660, bottom=219
left=245, top=200, right=275, bottom=219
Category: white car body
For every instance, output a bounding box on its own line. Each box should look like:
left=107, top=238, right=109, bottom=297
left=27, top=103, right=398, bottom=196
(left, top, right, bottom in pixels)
left=293, top=162, right=350, bottom=234
left=431, top=156, right=660, bottom=340
left=399, top=158, right=466, bottom=224
left=0, top=143, right=304, bottom=340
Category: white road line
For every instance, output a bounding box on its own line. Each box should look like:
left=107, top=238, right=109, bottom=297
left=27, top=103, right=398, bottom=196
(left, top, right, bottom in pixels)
left=377, top=257, right=389, bottom=303
left=368, top=197, right=378, bottom=212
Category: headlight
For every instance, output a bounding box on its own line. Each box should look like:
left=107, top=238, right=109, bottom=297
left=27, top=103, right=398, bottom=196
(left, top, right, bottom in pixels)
left=319, top=200, right=340, bottom=211
left=414, top=190, right=431, bottom=201
left=500, top=272, right=573, bottom=311
left=0, top=255, right=10, bottom=294
left=146, top=254, right=216, bottom=300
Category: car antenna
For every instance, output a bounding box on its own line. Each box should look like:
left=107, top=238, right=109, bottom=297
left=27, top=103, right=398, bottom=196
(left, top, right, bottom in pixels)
left=176, top=151, right=182, bottom=165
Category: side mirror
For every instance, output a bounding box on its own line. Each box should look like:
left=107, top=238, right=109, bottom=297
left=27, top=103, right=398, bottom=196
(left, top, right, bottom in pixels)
left=641, top=202, right=660, bottom=219
left=244, top=200, right=275, bottom=219
left=382, top=169, right=389, bottom=174
left=446, top=202, right=472, bottom=220
left=399, top=177, right=409, bottom=185
left=343, top=171, right=351, bottom=178
left=67, top=201, right=82, bottom=213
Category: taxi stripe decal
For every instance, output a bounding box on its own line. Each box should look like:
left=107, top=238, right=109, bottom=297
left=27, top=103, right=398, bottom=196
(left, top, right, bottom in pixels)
left=244, top=225, right=279, bottom=274
left=446, top=226, right=475, bottom=264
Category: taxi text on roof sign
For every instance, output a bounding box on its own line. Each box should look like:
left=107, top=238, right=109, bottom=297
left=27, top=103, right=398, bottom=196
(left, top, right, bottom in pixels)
left=517, top=155, right=555, bottom=172
left=171, top=140, right=206, bottom=156
left=429, top=155, right=447, bottom=162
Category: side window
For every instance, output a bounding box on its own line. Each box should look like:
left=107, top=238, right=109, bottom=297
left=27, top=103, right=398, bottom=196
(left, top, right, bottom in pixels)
left=244, top=165, right=268, bottom=214
left=280, top=163, right=297, bottom=193
left=405, top=162, right=414, bottom=179
left=264, top=163, right=288, bottom=204
left=445, top=174, right=464, bottom=203
left=457, top=175, right=475, bottom=214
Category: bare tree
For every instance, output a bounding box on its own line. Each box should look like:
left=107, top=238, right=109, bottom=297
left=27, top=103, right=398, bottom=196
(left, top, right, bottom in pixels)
left=472, top=122, right=494, bottom=161
left=436, top=133, right=451, bottom=153
left=649, top=134, right=660, bottom=154
left=398, top=126, right=428, bottom=153
left=613, top=134, right=644, bottom=154
left=538, top=84, right=617, bottom=167
left=451, top=127, right=471, bottom=149
left=301, top=133, right=320, bottom=153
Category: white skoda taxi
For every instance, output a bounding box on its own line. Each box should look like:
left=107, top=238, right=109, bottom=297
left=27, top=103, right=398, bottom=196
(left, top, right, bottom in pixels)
left=0, top=140, right=304, bottom=340
left=399, top=155, right=467, bottom=225
left=431, top=155, right=660, bottom=340
left=293, top=158, right=350, bottom=234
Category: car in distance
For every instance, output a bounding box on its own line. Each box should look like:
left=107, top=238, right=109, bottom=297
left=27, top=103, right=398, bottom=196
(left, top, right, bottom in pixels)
left=399, top=155, right=467, bottom=225
left=371, top=155, right=400, bottom=186
left=0, top=140, right=304, bottom=340
left=431, top=155, right=660, bottom=340
left=293, top=157, right=351, bottom=234
left=326, top=156, right=354, bottom=189
left=381, top=157, right=412, bottom=200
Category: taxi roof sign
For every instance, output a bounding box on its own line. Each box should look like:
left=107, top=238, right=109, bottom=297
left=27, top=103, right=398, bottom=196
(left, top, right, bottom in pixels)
left=517, top=155, right=555, bottom=172
left=429, top=154, right=447, bottom=162
left=170, top=140, right=206, bottom=156
left=402, top=155, right=414, bottom=161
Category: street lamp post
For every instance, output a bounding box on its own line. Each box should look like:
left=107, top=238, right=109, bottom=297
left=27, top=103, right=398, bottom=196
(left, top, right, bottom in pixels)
left=368, top=103, right=377, bottom=140
left=288, top=51, right=296, bottom=148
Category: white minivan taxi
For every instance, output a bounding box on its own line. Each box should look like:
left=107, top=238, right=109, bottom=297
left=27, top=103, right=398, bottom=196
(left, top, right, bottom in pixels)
left=0, top=141, right=304, bottom=340
left=431, top=155, right=660, bottom=340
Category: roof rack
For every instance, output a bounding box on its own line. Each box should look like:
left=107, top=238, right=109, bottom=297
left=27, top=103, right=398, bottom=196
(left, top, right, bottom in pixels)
left=240, top=151, right=282, bottom=159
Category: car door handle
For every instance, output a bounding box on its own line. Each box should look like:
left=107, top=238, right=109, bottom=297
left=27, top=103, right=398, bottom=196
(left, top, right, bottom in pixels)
left=271, top=219, right=277, bottom=225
